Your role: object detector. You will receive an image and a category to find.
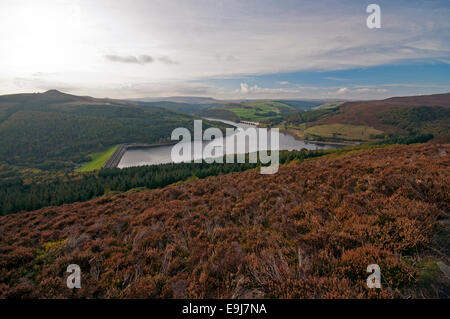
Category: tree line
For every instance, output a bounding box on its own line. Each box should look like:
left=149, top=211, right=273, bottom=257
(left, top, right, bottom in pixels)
left=0, top=149, right=327, bottom=215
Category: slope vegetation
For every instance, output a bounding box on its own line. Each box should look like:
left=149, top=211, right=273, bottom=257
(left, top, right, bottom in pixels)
left=0, top=90, right=226, bottom=169
left=315, top=93, right=450, bottom=134
left=0, top=143, right=448, bottom=298
left=285, top=93, right=450, bottom=143
left=199, top=100, right=322, bottom=123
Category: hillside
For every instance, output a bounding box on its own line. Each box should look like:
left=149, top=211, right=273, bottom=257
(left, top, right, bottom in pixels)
left=0, top=90, right=226, bottom=169
left=284, top=93, right=450, bottom=143
left=0, top=143, right=448, bottom=298
left=198, top=100, right=322, bottom=124
left=137, top=101, right=213, bottom=114
left=315, top=93, right=450, bottom=130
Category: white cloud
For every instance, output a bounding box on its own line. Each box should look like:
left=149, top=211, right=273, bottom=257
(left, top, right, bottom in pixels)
left=105, top=54, right=154, bottom=64
left=236, top=82, right=304, bottom=98
left=337, top=87, right=349, bottom=94
left=0, top=0, right=449, bottom=97
left=334, top=86, right=389, bottom=98
left=240, top=82, right=250, bottom=93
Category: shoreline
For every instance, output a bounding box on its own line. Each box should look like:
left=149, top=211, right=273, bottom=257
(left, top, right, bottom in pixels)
left=278, top=127, right=358, bottom=147
left=206, top=117, right=358, bottom=147
left=207, top=117, right=358, bottom=147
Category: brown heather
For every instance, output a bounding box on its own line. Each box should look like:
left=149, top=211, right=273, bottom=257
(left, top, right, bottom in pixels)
left=0, top=143, right=449, bottom=298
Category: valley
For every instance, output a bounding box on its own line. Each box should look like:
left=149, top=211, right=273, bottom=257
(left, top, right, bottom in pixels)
left=0, top=90, right=449, bottom=299
left=197, top=94, right=450, bottom=145
left=0, top=90, right=230, bottom=170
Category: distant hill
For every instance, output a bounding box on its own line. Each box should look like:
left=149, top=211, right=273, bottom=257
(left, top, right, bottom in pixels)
left=131, top=96, right=227, bottom=105
left=132, top=98, right=326, bottom=119
left=0, top=90, right=225, bottom=169
left=198, top=100, right=323, bottom=123
left=316, top=92, right=450, bottom=128
left=136, top=101, right=217, bottom=114
left=130, top=96, right=231, bottom=114
left=1, top=143, right=448, bottom=298
left=285, top=92, right=450, bottom=142
left=274, top=99, right=325, bottom=110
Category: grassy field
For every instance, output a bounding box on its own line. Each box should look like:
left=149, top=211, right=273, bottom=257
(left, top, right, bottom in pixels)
left=281, top=127, right=308, bottom=140
left=305, top=124, right=383, bottom=141
left=226, top=101, right=294, bottom=121
left=200, top=100, right=322, bottom=123
left=312, top=102, right=344, bottom=110
left=76, top=145, right=119, bottom=172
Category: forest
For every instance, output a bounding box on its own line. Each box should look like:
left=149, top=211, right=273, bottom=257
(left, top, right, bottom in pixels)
left=0, top=149, right=327, bottom=215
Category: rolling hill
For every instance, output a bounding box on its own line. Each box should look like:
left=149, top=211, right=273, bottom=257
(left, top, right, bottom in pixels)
left=198, top=100, right=323, bottom=123
left=0, top=90, right=228, bottom=170
left=314, top=93, right=450, bottom=131
left=284, top=93, right=450, bottom=143
left=136, top=101, right=212, bottom=114
left=0, top=143, right=448, bottom=298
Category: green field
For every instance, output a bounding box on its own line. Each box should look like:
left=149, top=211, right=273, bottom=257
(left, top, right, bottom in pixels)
left=312, top=102, right=344, bottom=110
left=226, top=101, right=294, bottom=121
left=76, top=145, right=118, bottom=172
left=199, top=100, right=323, bottom=124
left=305, top=124, right=383, bottom=141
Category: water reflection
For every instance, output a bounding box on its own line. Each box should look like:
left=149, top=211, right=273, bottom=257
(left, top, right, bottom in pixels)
left=118, top=118, right=337, bottom=168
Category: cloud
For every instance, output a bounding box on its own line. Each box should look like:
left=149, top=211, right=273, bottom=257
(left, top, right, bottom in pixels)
left=105, top=54, right=180, bottom=66
left=240, top=82, right=251, bottom=93
left=109, top=81, right=227, bottom=98
left=12, top=76, right=82, bottom=93
left=355, top=88, right=388, bottom=93
left=226, top=55, right=239, bottom=63
left=105, top=54, right=154, bottom=64
left=335, top=87, right=388, bottom=96
left=238, top=82, right=301, bottom=97
left=336, top=87, right=349, bottom=94
left=158, top=56, right=179, bottom=65
left=1, top=1, right=449, bottom=98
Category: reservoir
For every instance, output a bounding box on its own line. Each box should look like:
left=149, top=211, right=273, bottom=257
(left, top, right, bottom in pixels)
left=118, top=118, right=338, bottom=168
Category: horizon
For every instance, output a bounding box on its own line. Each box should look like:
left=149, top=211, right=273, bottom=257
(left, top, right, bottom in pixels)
left=1, top=0, right=449, bottom=99
left=3, top=88, right=450, bottom=103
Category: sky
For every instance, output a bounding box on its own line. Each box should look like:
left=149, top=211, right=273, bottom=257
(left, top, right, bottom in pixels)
left=0, top=0, right=449, bottom=100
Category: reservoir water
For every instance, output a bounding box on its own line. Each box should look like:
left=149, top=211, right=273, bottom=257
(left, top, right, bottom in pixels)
left=118, top=118, right=338, bottom=168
